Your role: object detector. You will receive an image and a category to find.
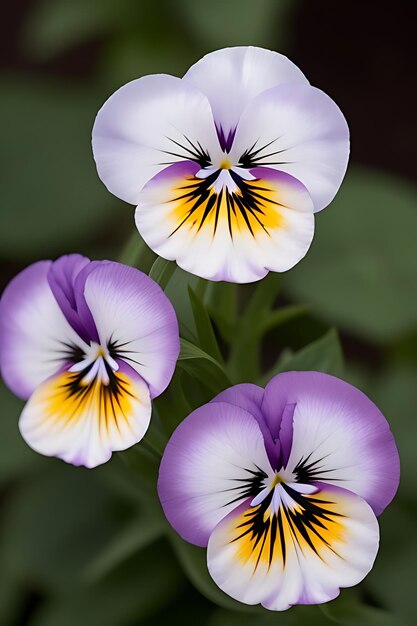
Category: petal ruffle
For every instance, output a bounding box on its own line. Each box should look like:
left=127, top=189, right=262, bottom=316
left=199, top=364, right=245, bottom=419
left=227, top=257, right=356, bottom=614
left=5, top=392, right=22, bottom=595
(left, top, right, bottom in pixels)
left=207, top=484, right=379, bottom=611
left=135, top=162, right=314, bottom=283
left=92, top=74, right=221, bottom=205
left=183, top=47, right=308, bottom=143
left=261, top=372, right=400, bottom=515
left=229, top=83, right=349, bottom=212
left=158, top=401, right=273, bottom=547
left=19, top=361, right=151, bottom=468
left=81, top=261, right=179, bottom=398
left=0, top=261, right=87, bottom=399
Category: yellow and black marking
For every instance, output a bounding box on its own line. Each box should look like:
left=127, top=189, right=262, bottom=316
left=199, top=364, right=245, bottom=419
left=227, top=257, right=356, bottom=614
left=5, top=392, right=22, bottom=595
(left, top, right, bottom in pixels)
left=169, top=169, right=284, bottom=239
left=39, top=352, right=137, bottom=434
left=230, top=483, right=345, bottom=572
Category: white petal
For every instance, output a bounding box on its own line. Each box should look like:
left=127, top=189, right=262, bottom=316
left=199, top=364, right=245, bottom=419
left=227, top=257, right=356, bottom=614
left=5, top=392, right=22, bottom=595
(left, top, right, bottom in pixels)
left=230, top=83, right=349, bottom=212
left=207, top=485, right=379, bottom=611
left=135, top=162, right=314, bottom=283
left=0, top=261, right=87, bottom=400
left=19, top=364, right=151, bottom=468
left=183, top=47, right=308, bottom=138
left=92, top=74, right=222, bottom=205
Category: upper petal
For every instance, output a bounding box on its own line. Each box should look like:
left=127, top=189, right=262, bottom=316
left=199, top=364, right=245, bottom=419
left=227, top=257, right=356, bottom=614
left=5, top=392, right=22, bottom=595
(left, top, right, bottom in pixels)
left=0, top=261, right=87, bottom=400
left=47, top=253, right=98, bottom=343
left=81, top=261, right=179, bottom=398
left=210, top=383, right=280, bottom=466
left=230, top=83, right=349, bottom=212
left=261, top=372, right=400, bottom=515
left=207, top=483, right=379, bottom=611
left=158, top=401, right=273, bottom=547
left=92, top=74, right=221, bottom=205
left=19, top=361, right=151, bottom=468
left=183, top=47, right=308, bottom=139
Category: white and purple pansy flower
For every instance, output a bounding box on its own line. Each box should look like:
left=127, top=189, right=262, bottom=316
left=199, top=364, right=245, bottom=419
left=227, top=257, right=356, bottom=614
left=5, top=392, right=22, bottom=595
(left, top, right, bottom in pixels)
left=158, top=371, right=399, bottom=611
left=92, top=46, right=349, bottom=283
left=0, top=254, right=179, bottom=468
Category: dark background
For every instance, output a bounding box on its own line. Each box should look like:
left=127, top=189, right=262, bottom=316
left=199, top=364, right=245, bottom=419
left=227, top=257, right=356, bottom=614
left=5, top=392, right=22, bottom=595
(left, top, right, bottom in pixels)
left=1, top=1, right=416, bottom=625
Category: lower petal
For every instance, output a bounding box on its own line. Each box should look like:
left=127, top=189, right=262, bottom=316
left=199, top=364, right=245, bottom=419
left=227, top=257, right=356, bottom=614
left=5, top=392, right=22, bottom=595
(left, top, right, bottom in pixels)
left=207, top=484, right=379, bottom=611
left=135, top=163, right=314, bottom=283
left=18, top=362, right=151, bottom=468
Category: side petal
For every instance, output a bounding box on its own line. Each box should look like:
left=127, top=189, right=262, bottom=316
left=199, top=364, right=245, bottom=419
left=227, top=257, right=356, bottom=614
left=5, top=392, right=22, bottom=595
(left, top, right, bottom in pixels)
left=81, top=261, right=179, bottom=398
left=0, top=261, right=87, bottom=400
left=158, top=401, right=273, bottom=547
left=207, top=484, right=379, bottom=611
left=18, top=362, right=151, bottom=468
left=183, top=47, right=308, bottom=143
left=92, top=74, right=221, bottom=205
left=261, top=372, right=400, bottom=515
left=135, top=162, right=314, bottom=283
left=230, top=83, right=349, bottom=212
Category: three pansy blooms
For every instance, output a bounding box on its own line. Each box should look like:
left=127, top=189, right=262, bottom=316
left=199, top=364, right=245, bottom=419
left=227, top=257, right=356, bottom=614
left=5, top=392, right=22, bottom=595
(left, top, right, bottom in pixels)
left=0, top=48, right=399, bottom=611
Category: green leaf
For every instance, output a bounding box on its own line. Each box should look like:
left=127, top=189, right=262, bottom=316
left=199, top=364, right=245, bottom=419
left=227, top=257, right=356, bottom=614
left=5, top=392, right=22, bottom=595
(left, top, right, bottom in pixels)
left=0, top=381, right=42, bottom=483
left=321, top=596, right=407, bottom=626
left=206, top=282, right=238, bottom=343
left=22, top=0, right=119, bottom=60
left=259, top=329, right=344, bottom=385
left=118, top=230, right=156, bottom=271
left=209, top=605, right=334, bottom=626
left=229, top=273, right=282, bottom=380
left=0, top=75, right=122, bottom=260
left=369, top=365, right=417, bottom=504
left=188, top=286, right=224, bottom=363
left=285, top=167, right=417, bottom=343
left=154, top=370, right=192, bottom=436
left=148, top=257, right=177, bottom=290
left=177, top=0, right=299, bottom=50
left=29, top=542, right=185, bottom=626
left=169, top=533, right=261, bottom=614
left=178, top=339, right=232, bottom=395
left=2, top=463, right=123, bottom=591
left=83, top=515, right=165, bottom=583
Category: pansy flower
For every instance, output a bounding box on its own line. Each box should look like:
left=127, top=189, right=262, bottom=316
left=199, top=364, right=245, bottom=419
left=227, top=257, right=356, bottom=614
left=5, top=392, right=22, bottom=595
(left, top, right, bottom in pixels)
left=158, top=371, right=399, bottom=611
left=92, top=46, right=349, bottom=283
left=0, top=255, right=179, bottom=468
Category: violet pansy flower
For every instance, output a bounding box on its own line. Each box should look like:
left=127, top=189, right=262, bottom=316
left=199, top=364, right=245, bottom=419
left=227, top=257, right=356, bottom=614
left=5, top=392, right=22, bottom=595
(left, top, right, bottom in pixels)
left=158, top=371, right=399, bottom=611
left=92, top=47, right=349, bottom=283
left=0, top=255, right=179, bottom=468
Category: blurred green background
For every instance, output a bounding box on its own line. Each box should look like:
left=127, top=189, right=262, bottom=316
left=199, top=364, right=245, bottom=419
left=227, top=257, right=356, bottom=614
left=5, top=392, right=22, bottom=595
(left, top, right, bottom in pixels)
left=1, top=1, right=416, bottom=625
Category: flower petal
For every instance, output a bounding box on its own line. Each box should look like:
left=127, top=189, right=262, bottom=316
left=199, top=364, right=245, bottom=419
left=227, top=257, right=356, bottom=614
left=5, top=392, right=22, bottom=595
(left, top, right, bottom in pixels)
left=92, top=74, right=221, bottom=205
left=210, top=383, right=279, bottom=466
left=207, top=484, right=379, bottom=611
left=230, top=83, right=349, bottom=212
left=183, top=47, right=308, bottom=142
left=0, top=261, right=87, bottom=400
left=135, top=162, right=314, bottom=283
left=81, top=261, right=179, bottom=398
left=19, top=361, right=151, bottom=468
left=261, top=372, right=400, bottom=515
left=47, top=253, right=98, bottom=343
left=158, top=401, right=273, bottom=547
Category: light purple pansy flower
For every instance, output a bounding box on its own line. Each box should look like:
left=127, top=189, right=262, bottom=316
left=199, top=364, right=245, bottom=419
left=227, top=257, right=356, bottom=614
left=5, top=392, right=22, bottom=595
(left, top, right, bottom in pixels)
left=92, top=46, right=349, bottom=283
left=0, top=254, right=179, bottom=468
left=158, top=372, right=399, bottom=611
